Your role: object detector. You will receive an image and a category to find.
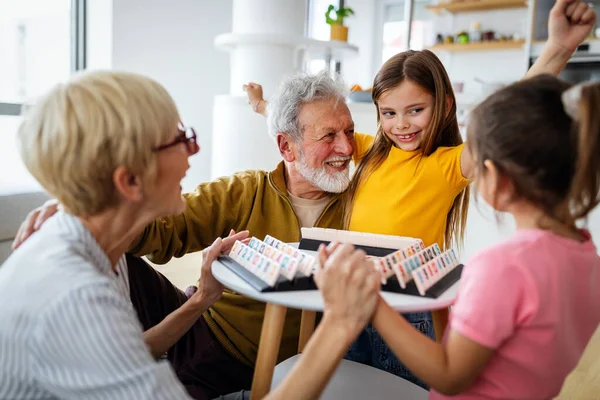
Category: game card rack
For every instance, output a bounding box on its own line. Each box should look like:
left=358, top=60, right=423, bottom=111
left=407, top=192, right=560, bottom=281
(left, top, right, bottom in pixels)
left=218, top=229, right=463, bottom=298
left=218, top=235, right=318, bottom=293
left=299, top=228, right=463, bottom=298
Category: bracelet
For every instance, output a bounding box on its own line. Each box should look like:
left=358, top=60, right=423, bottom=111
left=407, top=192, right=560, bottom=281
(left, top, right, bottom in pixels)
left=252, top=99, right=264, bottom=113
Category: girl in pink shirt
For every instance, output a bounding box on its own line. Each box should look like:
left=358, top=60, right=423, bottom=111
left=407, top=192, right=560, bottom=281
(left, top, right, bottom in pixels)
left=371, top=58, right=600, bottom=400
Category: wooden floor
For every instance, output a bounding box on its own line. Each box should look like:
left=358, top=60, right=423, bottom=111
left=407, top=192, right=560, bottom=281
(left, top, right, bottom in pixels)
left=151, top=254, right=600, bottom=399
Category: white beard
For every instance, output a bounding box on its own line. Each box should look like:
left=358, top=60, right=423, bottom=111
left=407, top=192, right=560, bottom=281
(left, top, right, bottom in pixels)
left=295, top=154, right=351, bottom=193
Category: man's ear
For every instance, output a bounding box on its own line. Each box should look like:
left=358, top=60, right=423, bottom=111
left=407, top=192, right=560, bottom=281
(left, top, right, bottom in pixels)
left=113, top=166, right=143, bottom=202
left=277, top=133, right=297, bottom=163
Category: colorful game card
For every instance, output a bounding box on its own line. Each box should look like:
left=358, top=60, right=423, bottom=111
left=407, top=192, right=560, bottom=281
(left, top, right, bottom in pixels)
left=248, top=237, right=299, bottom=280
left=264, top=235, right=317, bottom=276
left=228, top=240, right=281, bottom=286
left=411, top=250, right=460, bottom=296
left=368, top=257, right=388, bottom=284
left=372, top=243, right=440, bottom=287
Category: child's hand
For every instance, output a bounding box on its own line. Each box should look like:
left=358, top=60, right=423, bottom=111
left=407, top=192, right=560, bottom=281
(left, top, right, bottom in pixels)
left=243, top=82, right=264, bottom=104
left=242, top=82, right=267, bottom=116
left=548, top=0, right=596, bottom=53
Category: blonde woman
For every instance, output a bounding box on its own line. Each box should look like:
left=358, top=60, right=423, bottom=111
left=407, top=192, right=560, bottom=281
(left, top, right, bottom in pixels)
left=0, top=71, right=381, bottom=400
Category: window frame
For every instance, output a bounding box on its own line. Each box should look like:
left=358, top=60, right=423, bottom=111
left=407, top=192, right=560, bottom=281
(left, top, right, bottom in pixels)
left=0, top=0, right=87, bottom=119
left=373, top=0, right=417, bottom=75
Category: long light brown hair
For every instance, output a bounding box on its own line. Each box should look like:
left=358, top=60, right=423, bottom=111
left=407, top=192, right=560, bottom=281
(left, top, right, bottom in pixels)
left=468, top=75, right=600, bottom=227
left=344, top=50, right=470, bottom=250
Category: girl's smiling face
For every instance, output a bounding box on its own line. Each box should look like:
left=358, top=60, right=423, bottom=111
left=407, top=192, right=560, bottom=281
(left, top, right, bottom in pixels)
left=378, top=79, right=435, bottom=152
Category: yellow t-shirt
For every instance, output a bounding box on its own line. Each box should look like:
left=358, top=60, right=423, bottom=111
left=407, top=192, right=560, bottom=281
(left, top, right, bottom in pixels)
left=349, top=133, right=469, bottom=249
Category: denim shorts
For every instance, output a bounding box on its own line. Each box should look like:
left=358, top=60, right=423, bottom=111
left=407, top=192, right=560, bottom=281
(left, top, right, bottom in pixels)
left=344, top=311, right=433, bottom=390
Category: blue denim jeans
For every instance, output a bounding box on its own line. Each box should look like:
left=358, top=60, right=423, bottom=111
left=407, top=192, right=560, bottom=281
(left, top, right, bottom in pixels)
left=344, top=311, right=433, bottom=390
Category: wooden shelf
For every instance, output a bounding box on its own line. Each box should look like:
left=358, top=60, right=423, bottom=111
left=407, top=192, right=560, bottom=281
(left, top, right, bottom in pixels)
left=214, top=33, right=359, bottom=61
left=429, top=39, right=526, bottom=52
left=426, top=0, right=528, bottom=14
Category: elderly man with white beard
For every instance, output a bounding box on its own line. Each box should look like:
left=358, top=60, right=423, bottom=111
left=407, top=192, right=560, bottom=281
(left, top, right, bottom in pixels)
left=12, top=71, right=358, bottom=399
left=124, top=73, right=357, bottom=395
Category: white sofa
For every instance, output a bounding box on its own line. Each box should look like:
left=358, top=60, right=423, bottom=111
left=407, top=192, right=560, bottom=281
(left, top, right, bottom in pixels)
left=0, top=192, right=49, bottom=265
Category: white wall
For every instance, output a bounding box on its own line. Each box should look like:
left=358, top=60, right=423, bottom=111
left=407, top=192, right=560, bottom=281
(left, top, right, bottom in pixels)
left=462, top=196, right=600, bottom=261
left=87, top=0, right=113, bottom=70
left=343, top=3, right=529, bottom=100
left=343, top=0, right=378, bottom=89
left=440, top=9, right=529, bottom=96
left=110, top=0, right=232, bottom=190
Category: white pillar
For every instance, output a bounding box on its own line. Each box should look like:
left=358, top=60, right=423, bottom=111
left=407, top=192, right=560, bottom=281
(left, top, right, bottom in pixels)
left=211, top=0, right=309, bottom=179
left=229, top=0, right=306, bottom=94
left=231, top=0, right=306, bottom=35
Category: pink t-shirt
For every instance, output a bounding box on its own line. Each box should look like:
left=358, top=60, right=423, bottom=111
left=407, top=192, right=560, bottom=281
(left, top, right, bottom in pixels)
left=431, top=229, right=600, bottom=400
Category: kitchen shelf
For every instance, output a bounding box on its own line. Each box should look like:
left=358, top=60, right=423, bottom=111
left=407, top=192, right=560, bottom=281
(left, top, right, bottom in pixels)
left=214, top=33, right=358, bottom=69
left=429, top=39, right=526, bottom=52
left=426, top=0, right=528, bottom=14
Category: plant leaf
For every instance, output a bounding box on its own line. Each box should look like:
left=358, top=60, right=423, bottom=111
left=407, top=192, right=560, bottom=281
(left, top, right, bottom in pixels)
left=325, top=4, right=336, bottom=25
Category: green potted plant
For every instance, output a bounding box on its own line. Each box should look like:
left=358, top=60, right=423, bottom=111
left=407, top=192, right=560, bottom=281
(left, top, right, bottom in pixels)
left=325, top=4, right=354, bottom=42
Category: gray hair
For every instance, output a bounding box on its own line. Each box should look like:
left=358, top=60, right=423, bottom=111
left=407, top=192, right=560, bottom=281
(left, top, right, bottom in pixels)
left=267, top=70, right=348, bottom=143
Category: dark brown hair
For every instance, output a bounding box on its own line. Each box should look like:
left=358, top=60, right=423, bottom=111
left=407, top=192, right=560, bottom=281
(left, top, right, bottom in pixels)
left=467, top=74, right=600, bottom=226
left=344, top=50, right=469, bottom=250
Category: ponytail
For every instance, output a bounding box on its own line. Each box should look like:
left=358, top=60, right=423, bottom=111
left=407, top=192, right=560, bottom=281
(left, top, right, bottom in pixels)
left=568, top=83, right=600, bottom=222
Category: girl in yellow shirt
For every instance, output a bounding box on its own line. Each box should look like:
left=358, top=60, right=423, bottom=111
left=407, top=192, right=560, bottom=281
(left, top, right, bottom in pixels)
left=342, top=48, right=472, bottom=389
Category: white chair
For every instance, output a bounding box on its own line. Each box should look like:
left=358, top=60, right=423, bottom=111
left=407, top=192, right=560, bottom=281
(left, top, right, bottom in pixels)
left=271, top=355, right=429, bottom=399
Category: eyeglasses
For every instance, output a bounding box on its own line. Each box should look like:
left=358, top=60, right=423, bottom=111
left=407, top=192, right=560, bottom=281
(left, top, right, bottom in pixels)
left=152, top=125, right=198, bottom=153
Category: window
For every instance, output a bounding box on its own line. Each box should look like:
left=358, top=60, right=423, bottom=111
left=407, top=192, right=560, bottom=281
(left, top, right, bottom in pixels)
left=380, top=0, right=435, bottom=65
left=0, top=0, right=85, bottom=195
left=0, top=115, right=42, bottom=193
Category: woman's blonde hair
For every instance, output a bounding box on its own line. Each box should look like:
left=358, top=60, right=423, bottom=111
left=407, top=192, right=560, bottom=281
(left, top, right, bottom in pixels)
left=18, top=70, right=180, bottom=216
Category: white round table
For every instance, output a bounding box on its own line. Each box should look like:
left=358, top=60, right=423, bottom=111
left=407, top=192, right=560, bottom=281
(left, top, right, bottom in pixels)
left=212, top=258, right=459, bottom=312
left=212, top=251, right=460, bottom=400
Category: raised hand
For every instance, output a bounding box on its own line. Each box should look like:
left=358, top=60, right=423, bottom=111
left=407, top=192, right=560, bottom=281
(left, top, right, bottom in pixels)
left=242, top=82, right=267, bottom=116
left=243, top=82, right=263, bottom=102
left=549, top=0, right=597, bottom=52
